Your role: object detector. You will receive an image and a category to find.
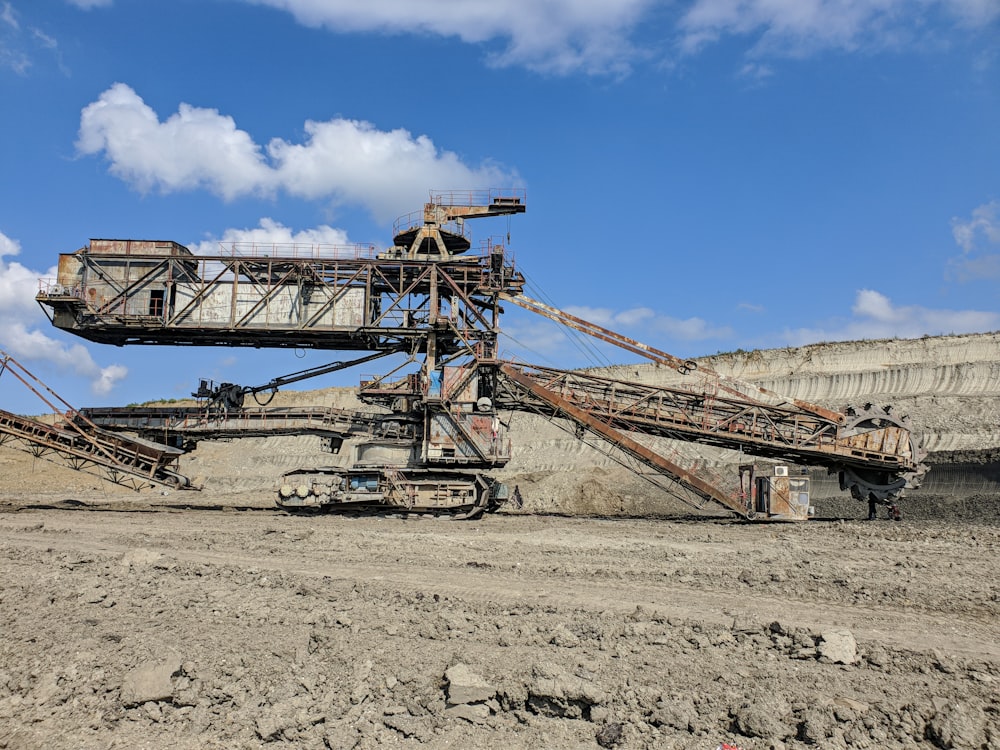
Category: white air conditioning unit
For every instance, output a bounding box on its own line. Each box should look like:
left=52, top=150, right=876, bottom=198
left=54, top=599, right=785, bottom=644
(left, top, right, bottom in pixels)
left=774, top=466, right=789, bottom=477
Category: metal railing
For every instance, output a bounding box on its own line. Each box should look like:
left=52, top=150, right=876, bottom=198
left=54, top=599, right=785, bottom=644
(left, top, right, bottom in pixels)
left=428, top=188, right=526, bottom=208
left=217, top=242, right=379, bottom=260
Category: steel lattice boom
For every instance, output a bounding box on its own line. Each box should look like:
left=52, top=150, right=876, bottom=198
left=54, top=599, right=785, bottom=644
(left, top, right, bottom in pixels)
left=37, top=239, right=524, bottom=357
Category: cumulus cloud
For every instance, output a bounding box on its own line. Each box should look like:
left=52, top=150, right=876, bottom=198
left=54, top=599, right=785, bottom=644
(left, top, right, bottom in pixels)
left=0, top=230, right=127, bottom=396
left=783, top=288, right=1000, bottom=345
left=948, top=199, right=1000, bottom=281
left=564, top=305, right=653, bottom=329
left=242, top=0, right=653, bottom=75
left=77, top=83, right=518, bottom=221
left=0, top=233, right=42, bottom=318
left=499, top=318, right=571, bottom=363
left=267, top=119, right=514, bottom=215
left=187, top=218, right=353, bottom=255
left=76, top=84, right=273, bottom=201
left=678, top=0, right=1000, bottom=57
left=22, top=1, right=997, bottom=82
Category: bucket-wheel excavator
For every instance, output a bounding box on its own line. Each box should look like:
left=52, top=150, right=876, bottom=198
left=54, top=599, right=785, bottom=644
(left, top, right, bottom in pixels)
left=31, top=190, right=926, bottom=520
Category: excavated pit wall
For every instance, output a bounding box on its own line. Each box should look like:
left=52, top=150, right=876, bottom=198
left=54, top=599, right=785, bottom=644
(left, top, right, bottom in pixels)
left=579, top=332, right=1000, bottom=518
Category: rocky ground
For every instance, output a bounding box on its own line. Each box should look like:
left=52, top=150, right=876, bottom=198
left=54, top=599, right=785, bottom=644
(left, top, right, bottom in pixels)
left=1, top=331, right=999, bottom=748
left=0, top=505, right=997, bottom=749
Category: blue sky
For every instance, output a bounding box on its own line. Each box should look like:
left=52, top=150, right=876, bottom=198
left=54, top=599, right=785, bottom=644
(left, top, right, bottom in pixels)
left=1, top=0, right=998, bottom=412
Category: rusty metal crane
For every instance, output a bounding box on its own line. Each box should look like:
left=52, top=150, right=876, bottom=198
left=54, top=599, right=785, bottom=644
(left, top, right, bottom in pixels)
left=387, top=189, right=525, bottom=259
left=32, top=190, right=927, bottom=519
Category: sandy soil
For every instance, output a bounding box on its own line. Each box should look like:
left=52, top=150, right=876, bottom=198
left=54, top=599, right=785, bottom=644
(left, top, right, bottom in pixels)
left=0, top=495, right=997, bottom=750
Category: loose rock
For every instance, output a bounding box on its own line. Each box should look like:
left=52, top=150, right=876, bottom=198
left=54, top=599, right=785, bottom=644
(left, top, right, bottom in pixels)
left=120, top=661, right=180, bottom=707
left=444, top=663, right=495, bottom=705
left=818, top=630, right=858, bottom=665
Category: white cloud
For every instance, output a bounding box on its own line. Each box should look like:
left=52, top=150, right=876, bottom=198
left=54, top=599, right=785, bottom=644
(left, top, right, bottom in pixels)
left=783, top=288, right=1000, bottom=344
left=0, top=229, right=17, bottom=254
left=952, top=199, right=1000, bottom=251
left=243, top=0, right=653, bottom=75
left=565, top=304, right=732, bottom=341
left=77, top=83, right=518, bottom=221
left=267, top=119, right=514, bottom=216
left=77, top=83, right=273, bottom=201
left=739, top=61, right=775, bottom=80
left=240, top=0, right=999, bottom=73
left=499, top=318, right=570, bottom=363
left=188, top=218, right=352, bottom=255
left=948, top=199, right=1000, bottom=281
left=92, top=363, right=127, bottom=395
left=0, top=230, right=128, bottom=396
left=652, top=315, right=733, bottom=340
left=614, top=307, right=657, bottom=327
left=31, top=28, right=57, bottom=49
left=24, top=1, right=997, bottom=83
left=949, top=0, right=1000, bottom=25
left=947, top=252, right=1000, bottom=281
left=564, top=305, right=650, bottom=328
left=678, top=0, right=1000, bottom=57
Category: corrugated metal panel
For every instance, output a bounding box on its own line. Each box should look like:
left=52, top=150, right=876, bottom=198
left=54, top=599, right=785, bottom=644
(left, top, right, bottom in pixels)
left=172, top=283, right=366, bottom=329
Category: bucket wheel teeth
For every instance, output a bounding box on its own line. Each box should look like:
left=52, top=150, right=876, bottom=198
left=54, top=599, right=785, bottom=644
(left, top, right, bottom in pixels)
left=839, top=403, right=928, bottom=504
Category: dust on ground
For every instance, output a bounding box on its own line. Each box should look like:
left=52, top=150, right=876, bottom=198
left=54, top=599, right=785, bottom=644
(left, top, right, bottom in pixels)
left=0, top=496, right=997, bottom=750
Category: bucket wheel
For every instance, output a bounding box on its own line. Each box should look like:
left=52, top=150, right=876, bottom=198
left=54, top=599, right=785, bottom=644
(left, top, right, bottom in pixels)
left=837, top=404, right=928, bottom=505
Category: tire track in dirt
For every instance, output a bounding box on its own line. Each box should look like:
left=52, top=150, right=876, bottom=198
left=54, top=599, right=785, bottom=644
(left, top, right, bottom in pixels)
left=2, top=519, right=996, bottom=663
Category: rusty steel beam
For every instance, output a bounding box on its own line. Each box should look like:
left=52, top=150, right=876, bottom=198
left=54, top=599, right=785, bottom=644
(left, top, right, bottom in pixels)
left=0, top=407, right=187, bottom=490
left=80, top=405, right=384, bottom=442
left=0, top=351, right=191, bottom=490
left=497, top=363, right=749, bottom=516
left=501, top=293, right=847, bottom=425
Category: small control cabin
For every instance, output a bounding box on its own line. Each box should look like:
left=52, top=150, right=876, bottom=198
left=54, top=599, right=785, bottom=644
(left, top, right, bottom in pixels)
left=740, top=464, right=812, bottom=521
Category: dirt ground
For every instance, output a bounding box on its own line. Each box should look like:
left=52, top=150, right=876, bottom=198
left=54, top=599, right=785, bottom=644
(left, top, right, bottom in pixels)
left=0, top=491, right=997, bottom=749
